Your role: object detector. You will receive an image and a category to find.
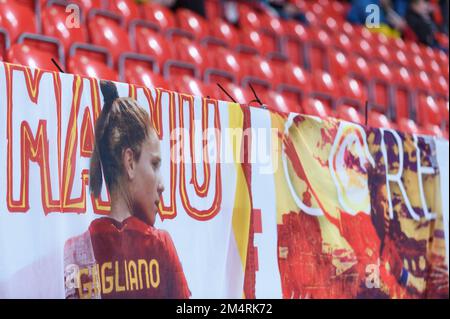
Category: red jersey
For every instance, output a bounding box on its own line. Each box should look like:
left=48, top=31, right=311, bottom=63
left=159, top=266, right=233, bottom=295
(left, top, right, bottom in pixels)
left=64, top=216, right=191, bottom=299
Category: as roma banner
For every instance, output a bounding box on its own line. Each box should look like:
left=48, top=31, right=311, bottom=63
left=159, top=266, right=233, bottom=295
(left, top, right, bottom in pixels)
left=0, top=62, right=448, bottom=299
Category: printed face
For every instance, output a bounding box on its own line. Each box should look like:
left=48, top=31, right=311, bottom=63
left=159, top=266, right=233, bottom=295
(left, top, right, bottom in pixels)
left=130, top=134, right=164, bottom=226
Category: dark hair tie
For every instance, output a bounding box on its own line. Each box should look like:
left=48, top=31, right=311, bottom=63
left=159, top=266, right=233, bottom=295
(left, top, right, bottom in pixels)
left=100, top=80, right=119, bottom=113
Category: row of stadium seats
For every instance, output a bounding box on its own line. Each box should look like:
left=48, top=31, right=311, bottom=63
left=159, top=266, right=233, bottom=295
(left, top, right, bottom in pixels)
left=0, top=0, right=448, bottom=138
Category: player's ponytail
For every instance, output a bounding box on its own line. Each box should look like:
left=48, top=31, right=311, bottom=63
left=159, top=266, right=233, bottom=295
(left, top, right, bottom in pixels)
left=89, top=80, right=119, bottom=198
left=89, top=80, right=154, bottom=198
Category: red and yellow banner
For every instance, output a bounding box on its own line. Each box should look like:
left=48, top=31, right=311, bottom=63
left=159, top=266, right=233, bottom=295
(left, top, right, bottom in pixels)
left=0, top=62, right=448, bottom=299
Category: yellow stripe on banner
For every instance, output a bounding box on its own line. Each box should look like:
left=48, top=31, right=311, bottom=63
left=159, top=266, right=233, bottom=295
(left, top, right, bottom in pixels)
left=228, top=103, right=251, bottom=279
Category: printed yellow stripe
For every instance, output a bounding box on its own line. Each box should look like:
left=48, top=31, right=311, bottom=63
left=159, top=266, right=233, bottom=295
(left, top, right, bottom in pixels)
left=228, top=103, right=251, bottom=274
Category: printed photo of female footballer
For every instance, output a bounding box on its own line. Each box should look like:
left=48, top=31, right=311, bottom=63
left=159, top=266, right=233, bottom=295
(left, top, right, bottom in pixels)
left=63, top=80, right=191, bottom=299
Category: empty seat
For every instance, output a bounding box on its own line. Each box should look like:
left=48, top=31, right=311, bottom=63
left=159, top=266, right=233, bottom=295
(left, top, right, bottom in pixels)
left=328, top=49, right=350, bottom=78
left=238, top=4, right=260, bottom=30
left=391, top=66, right=414, bottom=122
left=215, top=82, right=252, bottom=105
left=302, top=98, right=332, bottom=118
left=241, top=55, right=275, bottom=91
left=260, top=91, right=299, bottom=114
left=367, top=111, right=394, bottom=129
left=237, top=28, right=265, bottom=56
left=204, top=46, right=243, bottom=84
left=142, top=2, right=176, bottom=31
left=108, top=0, right=140, bottom=24
left=206, top=19, right=240, bottom=49
left=276, top=62, right=311, bottom=105
left=175, top=8, right=210, bottom=41
left=333, top=33, right=352, bottom=53
left=335, top=104, right=364, bottom=124
left=68, top=55, right=118, bottom=81
left=163, top=38, right=211, bottom=79
left=135, top=28, right=173, bottom=71
left=173, top=75, right=215, bottom=98
left=281, top=21, right=309, bottom=68
left=397, top=118, right=420, bottom=135
left=337, top=77, right=368, bottom=110
left=306, top=29, right=332, bottom=71
left=124, top=63, right=172, bottom=90
left=416, top=95, right=442, bottom=127
left=88, top=12, right=132, bottom=63
left=0, top=1, right=37, bottom=43
left=311, top=71, right=340, bottom=109
left=6, top=43, right=59, bottom=72
left=41, top=3, right=89, bottom=54
left=368, top=62, right=393, bottom=113
left=70, top=0, right=103, bottom=13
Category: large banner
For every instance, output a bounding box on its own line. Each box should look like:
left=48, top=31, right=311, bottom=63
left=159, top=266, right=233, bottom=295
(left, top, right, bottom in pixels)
left=0, top=62, right=448, bottom=298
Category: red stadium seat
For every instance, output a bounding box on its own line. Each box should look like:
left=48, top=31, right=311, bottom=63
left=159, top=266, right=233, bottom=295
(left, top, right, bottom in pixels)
left=238, top=4, right=260, bottom=29
left=204, top=46, right=243, bottom=84
left=328, top=49, right=350, bottom=78
left=259, top=14, right=284, bottom=35
left=425, top=59, right=443, bottom=77
left=417, top=95, right=442, bottom=127
left=322, top=17, right=344, bottom=36
left=265, top=91, right=300, bottom=114
left=258, top=14, right=284, bottom=55
left=392, top=49, right=410, bottom=68
left=175, top=9, right=209, bottom=41
left=333, top=33, right=352, bottom=53
left=41, top=3, right=89, bottom=54
left=0, top=1, right=37, bottom=43
left=352, top=38, right=372, bottom=60
left=406, top=41, right=422, bottom=56
left=164, top=38, right=212, bottom=79
left=88, top=12, right=132, bottom=63
left=281, top=21, right=309, bottom=67
left=205, top=0, right=221, bottom=19
left=142, top=2, right=176, bottom=31
left=135, top=28, right=173, bottom=71
left=70, top=0, right=103, bottom=13
left=311, top=71, right=340, bottom=109
left=67, top=55, right=118, bottom=81
left=108, top=0, right=140, bottom=24
left=215, top=82, right=252, bottom=105
left=413, top=71, right=433, bottom=101
left=391, top=66, right=414, bottom=121
left=341, top=21, right=357, bottom=38
left=335, top=104, right=364, bottom=124
left=173, top=75, right=215, bottom=98
left=410, top=54, right=426, bottom=71
left=124, top=63, right=171, bottom=90
left=306, top=29, right=332, bottom=71
left=368, top=111, right=394, bottom=129
left=431, top=74, right=449, bottom=99
left=397, top=118, right=420, bottom=135
left=206, top=19, right=240, bottom=49
left=241, top=55, right=275, bottom=91
left=436, top=49, right=449, bottom=71
left=237, top=28, right=265, bottom=56
left=6, top=43, right=59, bottom=72
left=276, top=62, right=311, bottom=105
left=368, top=62, right=393, bottom=113
left=348, top=55, right=371, bottom=79
left=374, top=44, right=392, bottom=63
left=337, top=77, right=368, bottom=110
left=303, top=98, right=332, bottom=118
left=392, top=37, right=407, bottom=51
